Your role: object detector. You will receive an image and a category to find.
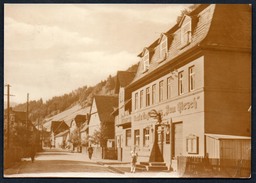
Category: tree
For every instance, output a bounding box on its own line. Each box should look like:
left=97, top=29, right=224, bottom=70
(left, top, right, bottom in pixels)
left=90, top=123, right=108, bottom=147
left=69, top=128, right=81, bottom=150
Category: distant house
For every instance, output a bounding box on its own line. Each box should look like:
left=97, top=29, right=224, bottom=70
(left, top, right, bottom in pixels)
left=55, top=129, right=69, bottom=149
left=50, top=121, right=69, bottom=148
left=69, top=114, right=87, bottom=152
left=88, top=95, right=118, bottom=159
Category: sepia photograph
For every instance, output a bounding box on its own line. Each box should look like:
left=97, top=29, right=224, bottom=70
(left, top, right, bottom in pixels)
left=3, top=3, right=252, bottom=178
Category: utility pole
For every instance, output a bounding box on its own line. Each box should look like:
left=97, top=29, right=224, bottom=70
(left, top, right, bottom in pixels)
left=26, top=93, right=29, bottom=130
left=5, top=84, right=14, bottom=149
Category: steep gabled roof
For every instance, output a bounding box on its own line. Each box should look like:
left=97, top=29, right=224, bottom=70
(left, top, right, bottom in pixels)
left=94, top=95, right=118, bottom=123
left=114, top=71, right=136, bottom=93
left=74, top=114, right=87, bottom=128
left=51, top=121, right=69, bottom=133
left=129, top=4, right=251, bottom=88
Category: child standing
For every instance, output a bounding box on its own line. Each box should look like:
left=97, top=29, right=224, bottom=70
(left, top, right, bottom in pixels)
left=130, top=149, right=138, bottom=173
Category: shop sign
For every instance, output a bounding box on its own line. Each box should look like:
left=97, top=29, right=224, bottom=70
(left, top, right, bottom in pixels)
left=134, top=96, right=200, bottom=122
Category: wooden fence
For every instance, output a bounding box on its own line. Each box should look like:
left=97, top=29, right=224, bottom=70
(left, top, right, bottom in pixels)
left=177, top=156, right=251, bottom=178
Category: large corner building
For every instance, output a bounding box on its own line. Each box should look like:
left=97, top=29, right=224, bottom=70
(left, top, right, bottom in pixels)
left=114, top=4, right=251, bottom=170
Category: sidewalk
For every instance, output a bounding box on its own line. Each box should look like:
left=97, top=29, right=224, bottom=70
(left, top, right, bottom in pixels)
left=68, top=150, right=179, bottom=177
left=5, top=148, right=180, bottom=178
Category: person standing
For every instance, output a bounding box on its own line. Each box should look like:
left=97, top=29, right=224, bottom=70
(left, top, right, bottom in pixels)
left=130, top=148, right=138, bottom=173
left=88, top=146, right=93, bottom=160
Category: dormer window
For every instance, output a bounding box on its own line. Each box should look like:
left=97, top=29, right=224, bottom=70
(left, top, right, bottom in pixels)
left=160, top=35, right=168, bottom=60
left=143, top=52, right=149, bottom=72
left=179, top=15, right=193, bottom=48
left=181, top=21, right=192, bottom=47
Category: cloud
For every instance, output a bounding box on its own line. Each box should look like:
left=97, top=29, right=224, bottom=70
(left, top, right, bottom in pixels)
left=4, top=4, right=188, bottom=104
left=5, top=17, right=96, bottom=51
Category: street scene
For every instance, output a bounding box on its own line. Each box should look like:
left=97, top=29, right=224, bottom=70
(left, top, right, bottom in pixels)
left=4, top=4, right=251, bottom=178
left=4, top=148, right=176, bottom=178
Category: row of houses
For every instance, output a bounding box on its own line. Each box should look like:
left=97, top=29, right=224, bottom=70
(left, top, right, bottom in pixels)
left=47, top=4, right=251, bottom=174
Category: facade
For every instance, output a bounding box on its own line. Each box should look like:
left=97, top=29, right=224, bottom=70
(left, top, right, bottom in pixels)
left=88, top=95, right=118, bottom=147
left=50, top=121, right=69, bottom=148
left=55, top=129, right=69, bottom=149
left=112, top=71, right=136, bottom=161
left=118, top=4, right=251, bottom=170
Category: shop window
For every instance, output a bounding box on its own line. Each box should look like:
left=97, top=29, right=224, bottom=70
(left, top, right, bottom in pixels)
left=140, top=90, right=144, bottom=108
left=178, top=71, right=184, bottom=95
left=189, top=66, right=195, bottom=91
left=146, top=87, right=150, bottom=107
left=186, top=134, right=198, bottom=154
left=152, top=84, right=156, bottom=105
left=126, top=129, right=131, bottom=147
left=143, top=128, right=150, bottom=146
left=159, top=80, right=164, bottom=102
left=134, top=129, right=140, bottom=147
left=167, top=77, right=172, bottom=99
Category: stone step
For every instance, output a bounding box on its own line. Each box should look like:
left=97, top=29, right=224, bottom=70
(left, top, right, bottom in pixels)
left=147, top=165, right=168, bottom=171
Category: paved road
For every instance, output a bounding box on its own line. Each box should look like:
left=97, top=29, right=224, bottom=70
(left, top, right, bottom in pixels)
left=4, top=148, right=178, bottom=178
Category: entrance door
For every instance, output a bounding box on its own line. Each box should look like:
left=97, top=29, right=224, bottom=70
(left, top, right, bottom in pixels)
left=173, top=123, right=183, bottom=158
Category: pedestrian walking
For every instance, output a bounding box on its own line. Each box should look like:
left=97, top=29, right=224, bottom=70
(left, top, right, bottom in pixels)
left=88, top=146, right=93, bottom=160
left=130, top=148, right=138, bottom=173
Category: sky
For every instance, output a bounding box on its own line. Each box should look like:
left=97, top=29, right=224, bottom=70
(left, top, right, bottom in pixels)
left=4, top=4, right=189, bottom=104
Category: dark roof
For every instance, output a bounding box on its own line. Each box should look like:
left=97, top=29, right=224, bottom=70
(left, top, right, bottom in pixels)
left=74, top=115, right=87, bottom=128
left=114, top=71, right=136, bottom=93
left=94, top=95, right=118, bottom=123
left=130, top=4, right=251, bottom=87
left=51, top=121, right=69, bottom=133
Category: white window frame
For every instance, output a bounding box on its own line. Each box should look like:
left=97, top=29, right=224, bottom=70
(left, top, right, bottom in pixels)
left=143, top=128, right=150, bottom=147
left=159, top=80, right=164, bottom=102
left=178, top=71, right=184, bottom=95
left=143, top=53, right=149, bottom=72
left=146, top=87, right=150, bottom=107
left=135, top=93, right=138, bottom=110
left=134, top=129, right=140, bottom=147
left=160, top=36, right=168, bottom=60
left=189, top=66, right=195, bottom=91
left=181, top=21, right=192, bottom=47
left=167, top=77, right=172, bottom=99
left=152, top=84, right=156, bottom=105
left=126, top=129, right=131, bottom=147
left=140, top=90, right=144, bottom=109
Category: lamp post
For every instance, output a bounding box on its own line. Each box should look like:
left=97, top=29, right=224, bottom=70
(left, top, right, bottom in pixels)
left=148, top=109, right=164, bottom=161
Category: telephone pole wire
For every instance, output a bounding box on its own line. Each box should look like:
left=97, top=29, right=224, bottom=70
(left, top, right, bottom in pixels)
left=5, top=84, right=15, bottom=149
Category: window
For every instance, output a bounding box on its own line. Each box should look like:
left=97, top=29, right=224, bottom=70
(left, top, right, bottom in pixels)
left=186, top=134, right=198, bottom=154
left=140, top=90, right=144, bottom=108
left=146, top=87, right=150, bottom=107
left=152, top=84, right=156, bottom=105
left=143, top=53, right=149, bottom=72
left=143, top=128, right=150, bottom=146
left=189, top=66, right=195, bottom=91
left=159, top=80, right=164, bottom=102
left=160, top=36, right=168, bottom=59
left=178, top=71, right=184, bottom=95
left=181, top=22, right=192, bottom=47
left=166, top=125, right=170, bottom=144
left=134, top=129, right=140, bottom=147
left=167, top=77, right=172, bottom=99
left=135, top=93, right=138, bottom=110
left=126, top=129, right=131, bottom=146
